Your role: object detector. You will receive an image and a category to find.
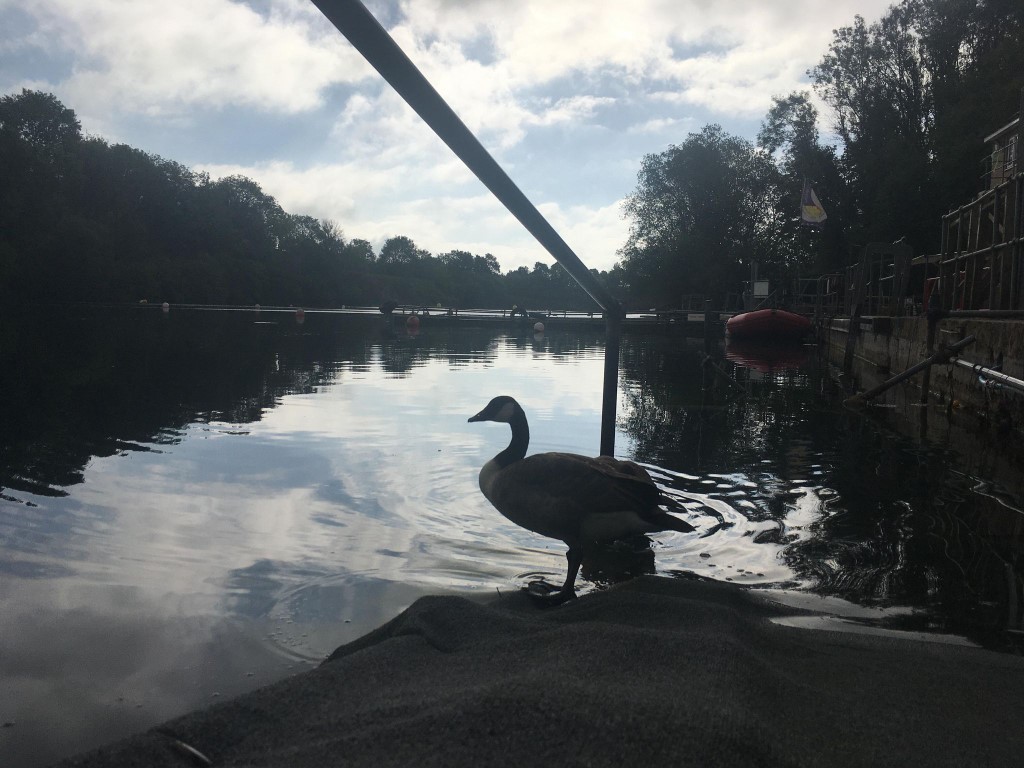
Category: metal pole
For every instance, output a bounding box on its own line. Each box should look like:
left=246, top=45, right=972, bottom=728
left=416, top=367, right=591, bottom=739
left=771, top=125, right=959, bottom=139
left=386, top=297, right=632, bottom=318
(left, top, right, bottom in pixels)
left=309, top=0, right=618, bottom=314
left=945, top=309, right=1024, bottom=319
left=311, top=0, right=624, bottom=453
left=600, top=312, right=622, bottom=456
left=954, top=357, right=1024, bottom=396
left=846, top=335, right=976, bottom=405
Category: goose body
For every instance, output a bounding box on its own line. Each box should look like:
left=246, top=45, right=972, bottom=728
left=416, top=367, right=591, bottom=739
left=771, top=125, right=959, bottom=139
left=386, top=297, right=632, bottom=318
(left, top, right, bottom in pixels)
left=469, top=395, right=695, bottom=602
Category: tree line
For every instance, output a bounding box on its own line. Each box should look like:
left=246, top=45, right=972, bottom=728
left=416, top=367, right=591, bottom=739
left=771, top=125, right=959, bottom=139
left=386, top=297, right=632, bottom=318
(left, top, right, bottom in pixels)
left=619, top=0, right=1023, bottom=307
left=0, top=89, right=615, bottom=312
left=1, top=0, right=1021, bottom=311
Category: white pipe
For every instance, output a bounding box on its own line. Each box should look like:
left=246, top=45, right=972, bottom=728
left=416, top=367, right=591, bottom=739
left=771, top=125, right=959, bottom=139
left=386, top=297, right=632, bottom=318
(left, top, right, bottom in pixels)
left=954, top=358, right=1024, bottom=395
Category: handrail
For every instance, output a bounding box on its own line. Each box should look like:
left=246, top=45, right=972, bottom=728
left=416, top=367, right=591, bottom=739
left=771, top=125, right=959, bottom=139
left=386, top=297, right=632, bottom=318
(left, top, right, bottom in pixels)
left=942, top=175, right=1017, bottom=220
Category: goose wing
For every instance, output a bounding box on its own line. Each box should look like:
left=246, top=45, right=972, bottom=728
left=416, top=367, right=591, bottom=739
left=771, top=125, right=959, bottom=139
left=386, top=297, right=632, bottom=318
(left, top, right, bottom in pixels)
left=486, top=452, right=684, bottom=542
left=580, top=456, right=694, bottom=531
left=514, top=452, right=662, bottom=507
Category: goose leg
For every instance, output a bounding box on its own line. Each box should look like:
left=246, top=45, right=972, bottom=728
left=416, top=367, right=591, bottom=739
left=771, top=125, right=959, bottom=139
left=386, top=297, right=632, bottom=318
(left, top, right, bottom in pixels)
left=526, top=547, right=581, bottom=606
left=558, top=547, right=583, bottom=599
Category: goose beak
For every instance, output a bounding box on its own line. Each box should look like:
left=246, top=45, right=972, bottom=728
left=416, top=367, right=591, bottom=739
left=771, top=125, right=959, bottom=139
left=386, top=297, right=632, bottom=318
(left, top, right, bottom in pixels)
left=467, top=410, right=485, bottom=423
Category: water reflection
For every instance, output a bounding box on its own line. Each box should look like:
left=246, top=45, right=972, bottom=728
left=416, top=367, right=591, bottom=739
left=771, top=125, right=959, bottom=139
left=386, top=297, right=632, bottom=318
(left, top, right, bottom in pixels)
left=619, top=335, right=1023, bottom=647
left=725, top=338, right=809, bottom=373
left=0, top=308, right=1022, bottom=767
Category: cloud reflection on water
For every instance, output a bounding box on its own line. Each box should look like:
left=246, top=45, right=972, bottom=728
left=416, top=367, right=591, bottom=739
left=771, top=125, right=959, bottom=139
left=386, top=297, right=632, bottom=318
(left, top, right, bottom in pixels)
left=1, top=309, right=1022, bottom=768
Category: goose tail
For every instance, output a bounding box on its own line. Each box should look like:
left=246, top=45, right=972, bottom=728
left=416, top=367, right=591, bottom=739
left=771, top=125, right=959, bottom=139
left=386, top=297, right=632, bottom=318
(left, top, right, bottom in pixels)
left=652, top=511, right=696, bottom=534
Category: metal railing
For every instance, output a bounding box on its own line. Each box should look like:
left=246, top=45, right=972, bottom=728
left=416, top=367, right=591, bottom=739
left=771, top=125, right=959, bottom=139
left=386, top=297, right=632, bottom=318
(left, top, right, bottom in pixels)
left=936, top=172, right=1023, bottom=312
left=981, top=133, right=1017, bottom=190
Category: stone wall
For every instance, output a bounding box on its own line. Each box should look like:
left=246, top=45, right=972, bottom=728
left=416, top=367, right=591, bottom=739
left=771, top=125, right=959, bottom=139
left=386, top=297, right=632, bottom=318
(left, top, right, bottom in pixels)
left=819, top=315, right=1024, bottom=491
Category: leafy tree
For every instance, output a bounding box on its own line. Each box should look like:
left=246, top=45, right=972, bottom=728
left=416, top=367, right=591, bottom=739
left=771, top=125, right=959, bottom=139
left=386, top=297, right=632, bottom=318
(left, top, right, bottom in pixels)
left=758, top=92, right=855, bottom=273
left=811, top=9, right=936, bottom=250
left=810, top=0, right=1023, bottom=253
left=0, top=90, right=84, bottom=263
left=0, top=89, right=81, bottom=164
left=438, top=249, right=501, bottom=276
left=379, top=235, right=429, bottom=267
left=204, top=175, right=285, bottom=252
left=619, top=125, right=786, bottom=307
left=917, top=0, right=1024, bottom=206
left=437, top=249, right=475, bottom=270
left=9, top=6, right=1020, bottom=317
left=481, top=253, right=501, bottom=275
left=346, top=238, right=376, bottom=263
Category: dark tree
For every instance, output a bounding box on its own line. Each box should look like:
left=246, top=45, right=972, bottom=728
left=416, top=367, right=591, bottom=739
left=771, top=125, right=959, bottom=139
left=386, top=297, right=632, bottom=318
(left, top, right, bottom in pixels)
left=758, top=92, right=856, bottom=273
left=379, top=235, right=429, bottom=268
left=810, top=0, right=1024, bottom=254
left=619, top=125, right=786, bottom=308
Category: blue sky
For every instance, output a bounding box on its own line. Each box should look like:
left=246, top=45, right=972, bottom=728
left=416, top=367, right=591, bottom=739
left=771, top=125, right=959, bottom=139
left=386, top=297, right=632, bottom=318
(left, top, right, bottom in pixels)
left=0, top=0, right=892, bottom=271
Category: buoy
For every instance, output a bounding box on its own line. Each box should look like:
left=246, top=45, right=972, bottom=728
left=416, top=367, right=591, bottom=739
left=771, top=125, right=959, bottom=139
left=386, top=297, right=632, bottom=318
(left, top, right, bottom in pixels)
left=139, top=299, right=148, bottom=304
left=162, top=302, right=170, bottom=312
left=254, top=303, right=261, bottom=312
left=406, top=314, right=420, bottom=329
left=296, top=307, right=305, bottom=324
left=533, top=321, right=545, bottom=333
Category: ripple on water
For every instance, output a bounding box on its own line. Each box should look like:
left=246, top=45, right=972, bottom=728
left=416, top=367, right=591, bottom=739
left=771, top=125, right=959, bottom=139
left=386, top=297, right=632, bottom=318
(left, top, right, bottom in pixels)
left=262, top=571, right=450, bottom=661
left=646, top=464, right=811, bottom=588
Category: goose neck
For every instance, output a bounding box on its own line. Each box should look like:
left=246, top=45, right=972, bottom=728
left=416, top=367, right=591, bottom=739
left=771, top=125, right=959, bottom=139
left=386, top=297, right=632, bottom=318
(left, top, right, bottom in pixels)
left=495, top=407, right=529, bottom=467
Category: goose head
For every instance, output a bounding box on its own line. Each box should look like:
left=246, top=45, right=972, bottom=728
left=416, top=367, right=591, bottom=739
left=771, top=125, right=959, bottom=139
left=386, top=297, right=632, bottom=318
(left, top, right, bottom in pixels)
left=468, top=395, right=530, bottom=469
left=467, top=395, right=519, bottom=424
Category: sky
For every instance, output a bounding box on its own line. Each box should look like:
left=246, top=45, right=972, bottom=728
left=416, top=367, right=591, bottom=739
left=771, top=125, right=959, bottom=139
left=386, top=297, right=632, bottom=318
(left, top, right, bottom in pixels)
left=0, top=0, right=894, bottom=273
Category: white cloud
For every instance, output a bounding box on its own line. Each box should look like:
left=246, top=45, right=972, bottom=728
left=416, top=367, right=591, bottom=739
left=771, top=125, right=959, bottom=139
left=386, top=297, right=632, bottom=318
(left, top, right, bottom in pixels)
left=4, top=0, right=895, bottom=129
left=393, top=0, right=894, bottom=121
left=6, top=0, right=369, bottom=120
left=628, top=116, right=699, bottom=135
left=537, top=199, right=630, bottom=272
left=2, top=0, right=896, bottom=273
left=196, top=156, right=625, bottom=272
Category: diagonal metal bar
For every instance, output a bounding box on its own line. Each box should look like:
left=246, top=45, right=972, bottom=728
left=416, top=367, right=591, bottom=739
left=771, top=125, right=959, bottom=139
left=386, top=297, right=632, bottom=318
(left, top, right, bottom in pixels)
left=311, top=0, right=620, bottom=314
left=311, top=0, right=623, bottom=454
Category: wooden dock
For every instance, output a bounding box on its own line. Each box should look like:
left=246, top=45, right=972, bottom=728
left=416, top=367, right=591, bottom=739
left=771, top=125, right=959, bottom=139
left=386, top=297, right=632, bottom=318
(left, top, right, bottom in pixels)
left=380, top=306, right=734, bottom=335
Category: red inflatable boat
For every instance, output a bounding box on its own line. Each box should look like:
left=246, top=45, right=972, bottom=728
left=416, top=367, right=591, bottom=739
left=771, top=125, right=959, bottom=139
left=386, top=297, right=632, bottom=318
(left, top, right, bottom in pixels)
left=725, top=308, right=811, bottom=340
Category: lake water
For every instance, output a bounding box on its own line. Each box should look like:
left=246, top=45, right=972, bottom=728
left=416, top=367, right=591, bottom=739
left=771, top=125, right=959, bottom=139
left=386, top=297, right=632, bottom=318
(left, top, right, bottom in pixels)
left=2, top=307, right=1022, bottom=767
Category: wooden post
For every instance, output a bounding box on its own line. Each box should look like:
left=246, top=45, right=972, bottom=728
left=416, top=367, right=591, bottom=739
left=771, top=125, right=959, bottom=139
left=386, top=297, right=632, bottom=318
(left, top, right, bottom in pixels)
left=952, top=208, right=965, bottom=309
left=1015, top=175, right=1023, bottom=307
left=843, top=255, right=866, bottom=376
left=919, top=309, right=938, bottom=408
left=1012, top=164, right=1023, bottom=308
left=892, top=241, right=912, bottom=316
left=1015, top=87, right=1024, bottom=307
left=987, top=187, right=998, bottom=309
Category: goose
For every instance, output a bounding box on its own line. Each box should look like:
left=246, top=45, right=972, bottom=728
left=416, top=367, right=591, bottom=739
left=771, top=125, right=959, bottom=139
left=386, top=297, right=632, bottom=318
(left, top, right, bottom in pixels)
left=468, top=395, right=696, bottom=604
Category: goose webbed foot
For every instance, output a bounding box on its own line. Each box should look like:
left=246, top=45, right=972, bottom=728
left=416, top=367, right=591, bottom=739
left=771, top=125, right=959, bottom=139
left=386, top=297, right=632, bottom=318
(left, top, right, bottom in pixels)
left=525, top=580, right=577, bottom=606
left=524, top=547, right=582, bottom=607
